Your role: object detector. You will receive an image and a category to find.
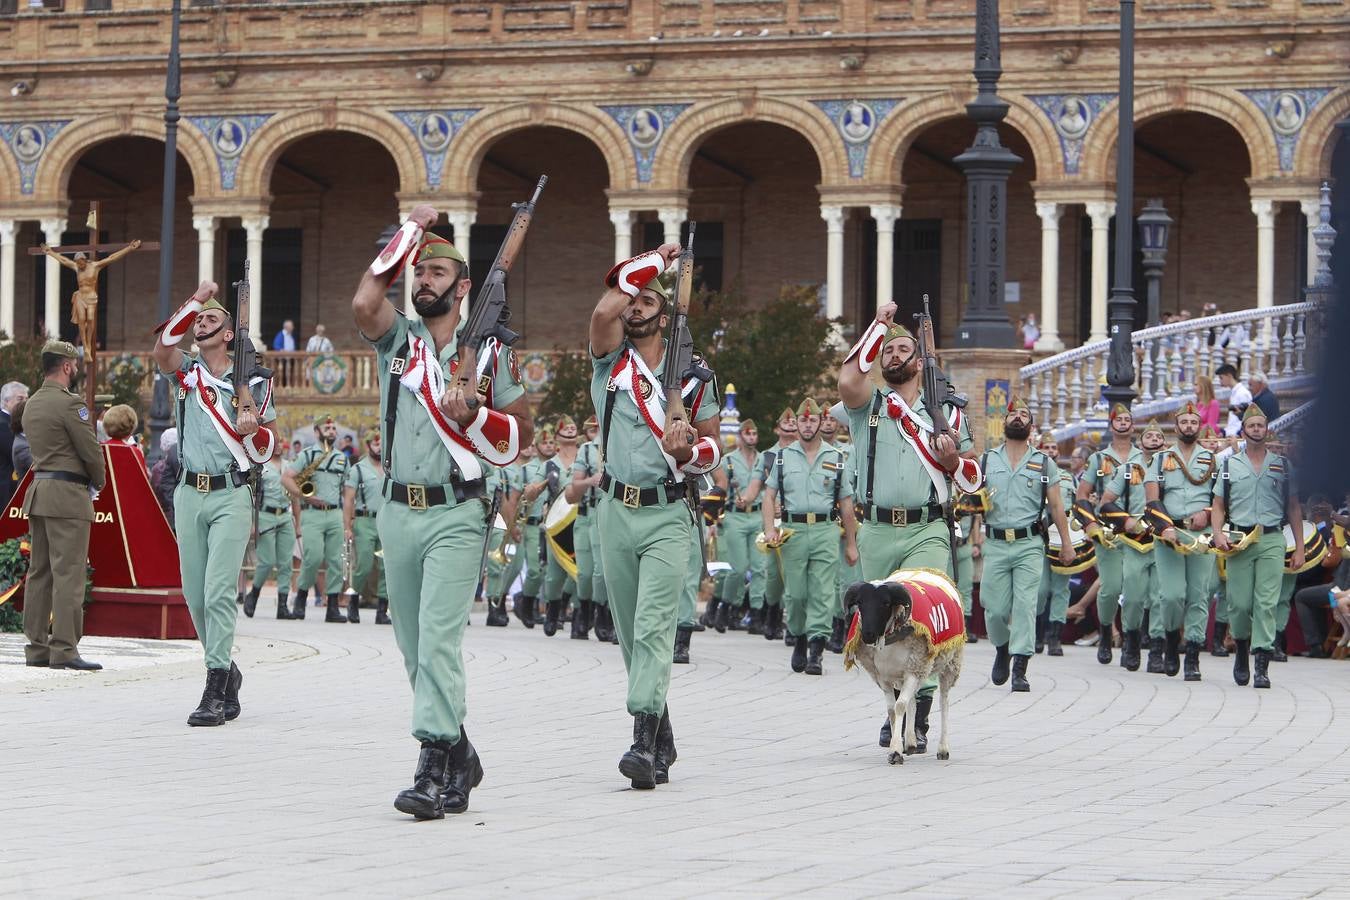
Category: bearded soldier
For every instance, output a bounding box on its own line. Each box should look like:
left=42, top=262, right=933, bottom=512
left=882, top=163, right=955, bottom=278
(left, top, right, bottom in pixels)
left=1134, top=419, right=1168, bottom=672
left=1144, top=402, right=1218, bottom=680
left=589, top=244, right=721, bottom=790
left=282, top=416, right=350, bottom=622
left=738, top=407, right=797, bottom=642
left=343, top=434, right=391, bottom=625
left=243, top=447, right=297, bottom=620
left=353, top=213, right=531, bottom=819
left=717, top=419, right=765, bottom=632
left=1198, top=424, right=1232, bottom=656
left=152, top=281, right=278, bottom=726
left=1035, top=433, right=1074, bottom=656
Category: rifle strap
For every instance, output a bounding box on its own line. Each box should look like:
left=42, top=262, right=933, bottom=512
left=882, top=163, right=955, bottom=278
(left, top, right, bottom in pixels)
left=864, top=391, right=883, bottom=507
left=383, top=336, right=408, bottom=490
left=1222, top=456, right=1231, bottom=526
left=601, top=376, right=618, bottom=466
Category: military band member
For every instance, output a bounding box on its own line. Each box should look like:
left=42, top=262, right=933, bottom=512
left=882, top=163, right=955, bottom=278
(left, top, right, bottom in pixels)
left=738, top=407, right=798, bottom=641
left=281, top=416, right=349, bottom=622
left=1198, top=424, right=1232, bottom=656
left=567, top=414, right=614, bottom=641
left=21, top=339, right=107, bottom=671
left=354, top=214, right=531, bottom=818
left=153, top=281, right=278, bottom=725
left=718, top=419, right=765, bottom=632
left=486, top=447, right=527, bottom=626
left=244, top=447, right=298, bottom=620
left=1210, top=405, right=1303, bottom=689
left=515, top=425, right=557, bottom=628
left=1036, top=433, right=1074, bottom=656
left=1136, top=419, right=1168, bottom=672
left=542, top=415, right=581, bottom=634
left=824, top=408, right=861, bottom=652
left=343, top=433, right=390, bottom=625
left=1096, top=412, right=1158, bottom=672
left=1144, top=402, right=1217, bottom=680
left=589, top=244, right=721, bottom=789
left=980, top=399, right=1075, bottom=692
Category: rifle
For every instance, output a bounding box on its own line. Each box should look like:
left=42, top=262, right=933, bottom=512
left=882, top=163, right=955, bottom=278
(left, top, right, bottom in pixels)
left=474, top=483, right=504, bottom=605
left=661, top=222, right=712, bottom=443
left=230, top=261, right=271, bottom=429
left=456, top=176, right=547, bottom=411
left=914, top=293, right=967, bottom=574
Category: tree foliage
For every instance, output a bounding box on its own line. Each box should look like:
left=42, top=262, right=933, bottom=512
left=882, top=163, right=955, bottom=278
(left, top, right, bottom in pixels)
left=538, top=348, right=593, bottom=422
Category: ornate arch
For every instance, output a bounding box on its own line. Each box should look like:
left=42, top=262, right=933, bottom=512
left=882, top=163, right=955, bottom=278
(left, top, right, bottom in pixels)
left=441, top=102, right=633, bottom=195
left=1078, top=84, right=1276, bottom=183
left=1293, top=86, right=1350, bottom=180
left=653, top=96, right=847, bottom=190
left=0, top=143, right=21, bottom=203
left=864, top=89, right=1055, bottom=184
left=234, top=107, right=423, bottom=197
left=36, top=111, right=217, bottom=201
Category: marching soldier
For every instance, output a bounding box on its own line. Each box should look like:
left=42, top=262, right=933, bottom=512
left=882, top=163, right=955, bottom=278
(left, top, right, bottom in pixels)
left=979, top=398, right=1075, bottom=692
left=1144, top=401, right=1218, bottom=681
left=21, top=339, right=107, bottom=671
left=486, top=445, right=527, bottom=626
left=1036, top=433, right=1075, bottom=656
left=541, top=415, right=580, bottom=635
left=354, top=214, right=530, bottom=818
left=343, top=433, right=391, bottom=625
left=589, top=243, right=721, bottom=790
left=717, top=419, right=765, bottom=633
left=243, top=447, right=298, bottom=620
left=1210, top=405, right=1303, bottom=688
left=1198, top=424, right=1232, bottom=656
left=761, top=398, right=856, bottom=676
left=739, top=407, right=798, bottom=642
left=1095, top=413, right=1158, bottom=671
left=1136, top=419, right=1168, bottom=672
left=282, top=416, right=350, bottom=622
left=825, top=408, right=861, bottom=653
left=514, top=424, right=556, bottom=628
left=152, top=281, right=278, bottom=725
left=566, top=415, right=612, bottom=640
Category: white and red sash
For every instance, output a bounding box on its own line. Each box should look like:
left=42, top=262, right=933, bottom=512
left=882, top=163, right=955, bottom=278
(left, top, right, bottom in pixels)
left=609, top=348, right=710, bottom=482
left=178, top=363, right=274, bottom=469
left=397, top=334, right=495, bottom=481
left=884, top=391, right=964, bottom=503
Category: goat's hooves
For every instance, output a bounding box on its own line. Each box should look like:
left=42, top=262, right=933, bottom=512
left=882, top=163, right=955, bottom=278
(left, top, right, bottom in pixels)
left=887, top=751, right=904, bottom=765
left=936, top=750, right=950, bottom=761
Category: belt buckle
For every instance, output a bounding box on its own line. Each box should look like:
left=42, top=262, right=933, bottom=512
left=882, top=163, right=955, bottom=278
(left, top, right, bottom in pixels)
left=622, top=484, right=641, bottom=509
left=407, top=484, right=428, bottom=511
left=196, top=473, right=210, bottom=493
left=891, top=507, right=907, bottom=526
left=806, top=512, right=818, bottom=525
left=1004, top=528, right=1016, bottom=542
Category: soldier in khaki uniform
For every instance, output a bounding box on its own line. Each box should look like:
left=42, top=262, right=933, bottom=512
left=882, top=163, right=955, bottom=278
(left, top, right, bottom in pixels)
left=21, top=339, right=106, bottom=671
left=1036, top=432, right=1075, bottom=656
left=283, top=416, right=350, bottom=622
left=737, top=407, right=798, bottom=641
left=514, top=425, right=557, bottom=627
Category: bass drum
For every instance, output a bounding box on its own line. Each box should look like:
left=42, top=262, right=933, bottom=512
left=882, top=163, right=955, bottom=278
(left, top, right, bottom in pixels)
left=1045, top=522, right=1096, bottom=575
left=1284, top=521, right=1328, bottom=574
left=544, top=494, right=578, bottom=579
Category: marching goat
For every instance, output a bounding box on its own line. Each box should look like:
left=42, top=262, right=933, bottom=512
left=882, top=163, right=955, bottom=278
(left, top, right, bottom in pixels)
left=843, top=569, right=965, bottom=765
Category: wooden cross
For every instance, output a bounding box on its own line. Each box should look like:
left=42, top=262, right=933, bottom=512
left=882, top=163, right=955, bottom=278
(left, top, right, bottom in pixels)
left=27, top=202, right=159, bottom=419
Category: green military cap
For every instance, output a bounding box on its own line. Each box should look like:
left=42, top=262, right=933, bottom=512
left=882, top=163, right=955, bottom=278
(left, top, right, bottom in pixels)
left=535, top=423, right=556, bottom=442
left=1175, top=400, right=1200, bottom=421
left=885, top=323, right=916, bottom=344
left=740, top=418, right=758, bottom=432
left=313, top=413, right=336, bottom=429
left=583, top=414, right=599, bottom=430
left=796, top=397, right=821, bottom=417
left=1006, top=396, right=1031, bottom=415
left=415, top=235, right=468, bottom=266
left=1242, top=404, right=1267, bottom=424
left=199, top=297, right=227, bottom=314
left=556, top=414, right=577, bottom=432
left=41, top=339, right=78, bottom=359
left=778, top=407, right=796, bottom=425
left=1142, top=418, right=1165, bottom=437
left=1108, top=402, right=1131, bottom=422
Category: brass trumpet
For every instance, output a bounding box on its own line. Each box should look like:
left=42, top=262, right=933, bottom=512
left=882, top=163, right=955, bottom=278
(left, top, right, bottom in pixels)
left=489, top=543, right=514, bottom=566
left=341, top=534, right=356, bottom=594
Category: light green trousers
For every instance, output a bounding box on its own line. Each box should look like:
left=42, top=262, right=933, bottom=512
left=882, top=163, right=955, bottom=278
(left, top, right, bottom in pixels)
left=779, top=520, right=840, bottom=641
left=491, top=527, right=525, bottom=598
left=1096, top=543, right=1152, bottom=631
left=298, top=506, right=343, bottom=593
left=1223, top=530, right=1284, bottom=651
left=719, top=509, right=763, bottom=606
left=175, top=482, right=251, bottom=669
left=352, top=514, right=387, bottom=599
left=955, top=540, right=974, bottom=614
left=1037, top=558, right=1070, bottom=623
left=679, top=517, right=702, bottom=628
left=1154, top=542, right=1218, bottom=643
left=573, top=511, right=597, bottom=603
left=521, top=524, right=546, bottom=595
left=980, top=536, right=1043, bottom=656
left=252, top=510, right=295, bottom=591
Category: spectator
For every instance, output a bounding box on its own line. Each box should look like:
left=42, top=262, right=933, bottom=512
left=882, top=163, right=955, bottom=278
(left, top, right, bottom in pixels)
left=0, top=380, right=29, bottom=503
left=10, top=399, right=32, bottom=483
left=272, top=319, right=296, bottom=352
left=305, top=324, right=334, bottom=353
left=149, top=427, right=180, bottom=530
left=1215, top=364, right=1252, bottom=436
left=1249, top=371, right=1280, bottom=421
left=1021, top=314, right=1039, bottom=350
left=339, top=434, right=355, bottom=462
left=290, top=439, right=303, bottom=461
left=1194, top=375, right=1221, bottom=430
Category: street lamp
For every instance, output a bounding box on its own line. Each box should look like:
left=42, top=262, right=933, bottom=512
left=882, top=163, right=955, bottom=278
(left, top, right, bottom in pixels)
left=1103, top=0, right=1138, bottom=411
left=147, top=0, right=183, bottom=466
left=1137, top=198, right=1172, bottom=326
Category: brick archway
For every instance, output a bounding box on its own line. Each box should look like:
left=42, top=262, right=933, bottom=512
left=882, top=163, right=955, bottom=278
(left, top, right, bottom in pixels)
left=1293, top=86, right=1350, bottom=181
left=36, top=112, right=216, bottom=201
left=1078, top=85, right=1275, bottom=183
left=653, top=96, right=846, bottom=190
left=235, top=108, right=422, bottom=198
left=441, top=102, right=633, bottom=195
left=863, top=89, right=1055, bottom=184
left=0, top=144, right=20, bottom=202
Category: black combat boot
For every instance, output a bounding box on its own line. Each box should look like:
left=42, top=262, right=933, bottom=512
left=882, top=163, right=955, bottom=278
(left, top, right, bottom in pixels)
left=790, top=635, right=808, bottom=673
left=347, top=593, right=361, bottom=623
left=747, top=606, right=765, bottom=636
left=1121, top=629, right=1142, bottom=671
left=276, top=591, right=292, bottom=620
left=394, top=740, right=453, bottom=820
left=243, top=587, right=259, bottom=618
left=221, top=661, right=243, bottom=721
left=911, top=694, right=932, bottom=752
left=654, top=708, right=677, bottom=785
left=1211, top=620, right=1230, bottom=657
left=619, top=713, right=661, bottom=789
left=594, top=605, right=615, bottom=643
left=1163, top=630, right=1182, bottom=676
left=729, top=601, right=747, bottom=631
left=571, top=600, right=593, bottom=639
left=713, top=600, right=729, bottom=634
left=375, top=598, right=392, bottom=625
left=766, top=604, right=785, bottom=641
left=1097, top=621, right=1113, bottom=664
left=1010, top=654, right=1031, bottom=692
left=485, top=597, right=508, bottom=626
left=673, top=625, right=692, bottom=664
left=325, top=594, right=345, bottom=623
left=1183, top=640, right=1202, bottom=681
left=292, top=589, right=308, bottom=620
left=699, top=598, right=718, bottom=629
left=1035, top=611, right=1048, bottom=654
left=542, top=599, right=564, bottom=636
left=965, top=614, right=979, bottom=644
left=442, top=728, right=484, bottom=815
left=1232, top=638, right=1251, bottom=686
left=804, top=637, right=826, bottom=675
left=1046, top=622, right=1064, bottom=656
left=991, top=644, right=1011, bottom=685
left=1272, top=630, right=1288, bottom=663
left=827, top=617, right=846, bottom=654
left=186, top=668, right=230, bottom=727
left=1252, top=648, right=1272, bottom=689
left=513, top=593, right=536, bottom=629
left=1146, top=636, right=1165, bottom=673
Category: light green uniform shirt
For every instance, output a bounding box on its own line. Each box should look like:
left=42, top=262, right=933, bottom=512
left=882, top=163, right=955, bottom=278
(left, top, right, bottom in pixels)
left=287, top=444, right=349, bottom=507
left=722, top=447, right=762, bottom=508
left=1082, top=444, right=1144, bottom=509
left=774, top=442, right=847, bottom=516
left=751, top=443, right=792, bottom=489
left=176, top=353, right=277, bottom=476
left=366, top=312, right=525, bottom=486
left=845, top=387, right=973, bottom=509
left=983, top=443, right=1059, bottom=530
left=1102, top=454, right=1152, bottom=517
left=501, top=461, right=525, bottom=496
left=344, top=456, right=385, bottom=515
left=1147, top=445, right=1218, bottom=519
left=1045, top=467, right=1074, bottom=526
left=258, top=463, right=289, bottom=509
left=1214, top=449, right=1293, bottom=529
left=573, top=441, right=603, bottom=507
left=523, top=456, right=567, bottom=519
left=589, top=340, right=719, bottom=487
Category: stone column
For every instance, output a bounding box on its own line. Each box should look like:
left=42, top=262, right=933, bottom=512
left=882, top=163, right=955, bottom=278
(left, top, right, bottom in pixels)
left=193, top=215, right=216, bottom=285
left=0, top=220, right=16, bottom=342
left=870, top=204, right=900, bottom=312
left=39, top=217, right=67, bottom=338
left=821, top=205, right=846, bottom=321
left=241, top=215, right=269, bottom=341
left=657, top=207, right=685, bottom=247
left=1034, top=202, right=1064, bottom=351
left=446, top=210, right=476, bottom=320
left=609, top=208, right=634, bottom=264
left=1085, top=202, right=1114, bottom=343
left=1252, top=198, right=1275, bottom=308
left=1300, top=196, right=1319, bottom=287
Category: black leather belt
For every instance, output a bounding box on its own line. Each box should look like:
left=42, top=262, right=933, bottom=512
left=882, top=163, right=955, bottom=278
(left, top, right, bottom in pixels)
left=387, top=478, right=485, bottom=510
left=861, top=502, right=944, bottom=527
left=985, top=522, right=1045, bottom=541
left=600, top=474, right=688, bottom=508
left=784, top=512, right=836, bottom=525
left=525, top=516, right=543, bottom=526
left=33, top=470, right=89, bottom=486
left=577, top=506, right=588, bottom=517
left=353, top=509, right=374, bottom=518
left=305, top=500, right=337, bottom=511
left=184, top=469, right=250, bottom=493
left=261, top=505, right=290, bottom=516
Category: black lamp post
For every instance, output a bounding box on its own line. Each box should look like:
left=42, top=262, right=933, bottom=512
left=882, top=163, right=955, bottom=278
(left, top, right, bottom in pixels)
left=1103, top=0, right=1138, bottom=411
left=1137, top=198, right=1172, bottom=327
left=147, top=0, right=182, bottom=465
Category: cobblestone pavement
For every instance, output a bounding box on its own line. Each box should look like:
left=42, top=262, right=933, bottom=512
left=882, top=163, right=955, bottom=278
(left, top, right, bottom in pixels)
left=3, top=595, right=1347, bottom=899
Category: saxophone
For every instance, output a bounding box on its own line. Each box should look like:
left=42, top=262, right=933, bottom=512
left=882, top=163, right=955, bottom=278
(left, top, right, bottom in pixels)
left=296, top=442, right=336, bottom=497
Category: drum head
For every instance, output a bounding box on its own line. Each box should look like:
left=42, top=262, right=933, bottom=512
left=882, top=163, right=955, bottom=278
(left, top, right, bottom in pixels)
left=1285, top=520, right=1327, bottom=574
